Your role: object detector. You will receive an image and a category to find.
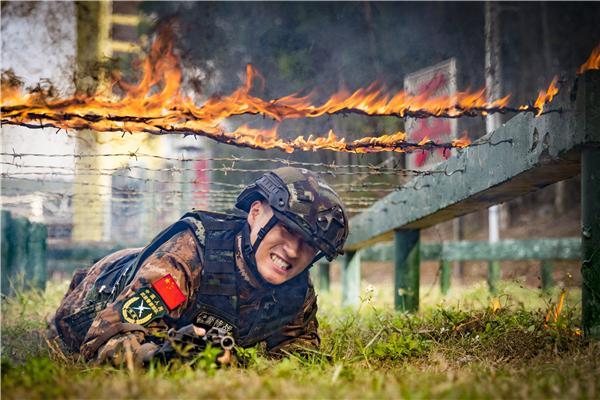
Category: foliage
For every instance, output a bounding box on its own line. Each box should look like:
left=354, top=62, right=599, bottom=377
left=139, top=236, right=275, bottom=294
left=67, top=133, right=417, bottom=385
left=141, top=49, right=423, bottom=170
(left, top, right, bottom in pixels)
left=1, top=281, right=599, bottom=399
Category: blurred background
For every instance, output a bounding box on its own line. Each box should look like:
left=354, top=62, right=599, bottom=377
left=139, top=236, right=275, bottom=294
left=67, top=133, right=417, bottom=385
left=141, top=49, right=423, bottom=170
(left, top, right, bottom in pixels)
left=1, top=1, right=599, bottom=297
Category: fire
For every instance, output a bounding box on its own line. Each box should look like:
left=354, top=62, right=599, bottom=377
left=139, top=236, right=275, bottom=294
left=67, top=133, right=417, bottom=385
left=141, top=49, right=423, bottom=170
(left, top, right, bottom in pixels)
left=532, top=77, right=559, bottom=116
left=209, top=126, right=471, bottom=153
left=578, top=43, right=600, bottom=74
left=0, top=29, right=570, bottom=153
left=544, top=289, right=566, bottom=326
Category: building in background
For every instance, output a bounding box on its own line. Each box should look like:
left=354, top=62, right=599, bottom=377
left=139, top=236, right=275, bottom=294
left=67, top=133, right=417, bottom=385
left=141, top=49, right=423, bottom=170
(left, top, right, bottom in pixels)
left=1, top=1, right=212, bottom=246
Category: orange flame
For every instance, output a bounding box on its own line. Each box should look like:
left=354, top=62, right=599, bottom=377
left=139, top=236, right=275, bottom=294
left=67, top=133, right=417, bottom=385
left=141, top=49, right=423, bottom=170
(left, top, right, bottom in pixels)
left=578, top=43, right=600, bottom=74
left=533, top=77, right=559, bottom=116
left=0, top=29, right=567, bottom=153
left=544, top=289, right=567, bottom=327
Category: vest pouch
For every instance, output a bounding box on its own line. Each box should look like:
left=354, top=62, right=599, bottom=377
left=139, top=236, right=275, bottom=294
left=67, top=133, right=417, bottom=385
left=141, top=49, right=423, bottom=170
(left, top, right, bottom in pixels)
left=61, top=300, right=108, bottom=351
left=93, top=252, right=139, bottom=298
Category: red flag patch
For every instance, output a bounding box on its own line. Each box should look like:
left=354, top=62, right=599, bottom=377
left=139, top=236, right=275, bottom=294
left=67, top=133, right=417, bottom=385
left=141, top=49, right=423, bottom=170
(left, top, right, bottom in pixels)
left=152, top=274, right=186, bottom=310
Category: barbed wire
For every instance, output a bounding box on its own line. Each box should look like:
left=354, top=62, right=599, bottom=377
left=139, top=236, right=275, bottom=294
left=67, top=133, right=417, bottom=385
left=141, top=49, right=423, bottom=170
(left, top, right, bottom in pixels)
left=1, top=165, right=452, bottom=194
left=0, top=117, right=475, bottom=154
left=0, top=177, right=389, bottom=205
left=1, top=196, right=372, bottom=217
left=0, top=186, right=383, bottom=206
left=0, top=161, right=438, bottom=178
left=0, top=151, right=451, bottom=176
left=0, top=169, right=412, bottom=193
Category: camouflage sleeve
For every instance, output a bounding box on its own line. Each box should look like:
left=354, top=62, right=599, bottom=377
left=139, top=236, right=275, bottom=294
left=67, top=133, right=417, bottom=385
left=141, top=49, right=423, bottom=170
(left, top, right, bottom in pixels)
left=264, top=281, right=320, bottom=356
left=80, top=230, right=203, bottom=362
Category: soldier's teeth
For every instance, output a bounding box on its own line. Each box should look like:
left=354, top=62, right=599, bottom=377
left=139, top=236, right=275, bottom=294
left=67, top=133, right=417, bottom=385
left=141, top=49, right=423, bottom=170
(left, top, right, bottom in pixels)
left=271, top=254, right=291, bottom=270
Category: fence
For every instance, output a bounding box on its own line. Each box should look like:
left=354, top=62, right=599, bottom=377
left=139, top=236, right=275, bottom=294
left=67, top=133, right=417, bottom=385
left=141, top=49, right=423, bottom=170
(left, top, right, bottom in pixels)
left=314, top=238, right=581, bottom=298
left=1, top=210, right=47, bottom=295
left=46, top=243, right=127, bottom=279
left=334, top=71, right=600, bottom=337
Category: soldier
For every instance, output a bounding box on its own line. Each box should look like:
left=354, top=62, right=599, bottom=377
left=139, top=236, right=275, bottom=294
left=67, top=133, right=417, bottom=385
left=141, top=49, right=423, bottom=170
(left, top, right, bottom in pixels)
left=51, top=167, right=348, bottom=366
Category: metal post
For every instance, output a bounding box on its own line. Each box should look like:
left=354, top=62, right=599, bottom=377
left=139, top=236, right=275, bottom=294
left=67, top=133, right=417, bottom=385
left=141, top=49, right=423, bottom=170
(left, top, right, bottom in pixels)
left=485, top=1, right=503, bottom=295
left=488, top=261, right=501, bottom=294
left=541, top=261, right=554, bottom=292
left=582, top=147, right=600, bottom=338
left=1, top=211, right=12, bottom=296
left=8, top=216, right=30, bottom=293
left=315, top=261, right=330, bottom=292
left=453, top=217, right=465, bottom=281
left=440, top=260, right=451, bottom=295
left=341, top=250, right=360, bottom=307
left=27, top=223, right=48, bottom=290
left=394, top=229, right=420, bottom=312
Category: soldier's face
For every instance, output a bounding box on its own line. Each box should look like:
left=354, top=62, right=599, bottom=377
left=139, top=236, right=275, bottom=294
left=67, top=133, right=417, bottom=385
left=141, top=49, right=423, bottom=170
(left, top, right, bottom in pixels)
left=248, top=201, right=317, bottom=285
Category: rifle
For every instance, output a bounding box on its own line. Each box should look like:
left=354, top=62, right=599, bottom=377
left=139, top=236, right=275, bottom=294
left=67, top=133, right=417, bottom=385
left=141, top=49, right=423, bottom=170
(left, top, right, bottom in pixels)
left=153, top=324, right=235, bottom=362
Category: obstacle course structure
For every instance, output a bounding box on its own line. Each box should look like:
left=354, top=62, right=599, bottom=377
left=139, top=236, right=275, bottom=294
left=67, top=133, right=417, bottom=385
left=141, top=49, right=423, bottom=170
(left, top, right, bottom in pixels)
left=341, top=71, right=600, bottom=337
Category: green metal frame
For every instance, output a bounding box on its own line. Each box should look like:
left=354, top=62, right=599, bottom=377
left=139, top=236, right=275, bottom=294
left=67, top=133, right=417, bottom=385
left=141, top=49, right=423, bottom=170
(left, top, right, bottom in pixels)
left=341, top=251, right=361, bottom=307
left=394, top=230, right=420, bottom=312
left=344, top=72, right=599, bottom=334
left=1, top=212, right=47, bottom=295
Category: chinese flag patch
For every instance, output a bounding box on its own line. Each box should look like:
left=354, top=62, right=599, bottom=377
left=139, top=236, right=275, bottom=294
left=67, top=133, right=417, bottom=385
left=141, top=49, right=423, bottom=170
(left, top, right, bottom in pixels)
left=152, top=274, right=186, bottom=310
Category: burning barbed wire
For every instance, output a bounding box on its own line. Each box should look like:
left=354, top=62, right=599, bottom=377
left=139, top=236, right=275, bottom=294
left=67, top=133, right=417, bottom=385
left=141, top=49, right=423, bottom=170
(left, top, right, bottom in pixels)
left=1, top=30, right=581, bottom=153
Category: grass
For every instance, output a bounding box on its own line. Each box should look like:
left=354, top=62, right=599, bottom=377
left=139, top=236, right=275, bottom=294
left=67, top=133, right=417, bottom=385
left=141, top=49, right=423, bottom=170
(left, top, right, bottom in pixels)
left=2, top=279, right=599, bottom=399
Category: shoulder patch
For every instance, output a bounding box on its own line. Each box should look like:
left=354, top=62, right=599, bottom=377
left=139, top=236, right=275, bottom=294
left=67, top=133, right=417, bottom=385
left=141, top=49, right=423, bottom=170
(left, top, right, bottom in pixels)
left=120, top=287, right=167, bottom=325
left=152, top=274, right=186, bottom=310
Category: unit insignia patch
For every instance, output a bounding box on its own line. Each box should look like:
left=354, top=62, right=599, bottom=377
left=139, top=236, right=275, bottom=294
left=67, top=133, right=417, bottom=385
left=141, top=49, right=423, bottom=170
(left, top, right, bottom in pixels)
left=120, top=287, right=167, bottom=325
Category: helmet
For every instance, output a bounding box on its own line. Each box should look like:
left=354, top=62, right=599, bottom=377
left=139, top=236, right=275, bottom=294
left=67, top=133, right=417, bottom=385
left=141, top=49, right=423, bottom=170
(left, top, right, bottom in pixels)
left=236, top=167, right=348, bottom=261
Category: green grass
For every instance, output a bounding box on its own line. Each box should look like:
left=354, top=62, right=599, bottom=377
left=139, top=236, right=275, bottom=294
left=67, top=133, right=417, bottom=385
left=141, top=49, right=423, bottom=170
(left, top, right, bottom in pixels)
left=2, top=280, right=599, bottom=399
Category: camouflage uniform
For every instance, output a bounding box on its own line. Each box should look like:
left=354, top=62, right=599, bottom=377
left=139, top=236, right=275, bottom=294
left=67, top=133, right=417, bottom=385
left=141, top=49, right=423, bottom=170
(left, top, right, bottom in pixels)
left=54, top=230, right=319, bottom=363
left=53, top=167, right=346, bottom=364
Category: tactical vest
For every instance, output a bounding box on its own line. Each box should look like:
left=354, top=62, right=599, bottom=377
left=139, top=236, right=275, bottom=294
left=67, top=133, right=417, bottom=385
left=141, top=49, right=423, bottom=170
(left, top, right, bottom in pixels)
left=59, top=210, right=309, bottom=351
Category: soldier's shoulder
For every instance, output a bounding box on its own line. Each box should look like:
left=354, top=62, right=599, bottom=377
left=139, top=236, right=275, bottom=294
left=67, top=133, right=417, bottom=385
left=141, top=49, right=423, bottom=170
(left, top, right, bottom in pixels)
left=95, top=248, right=141, bottom=269
left=155, top=229, right=203, bottom=261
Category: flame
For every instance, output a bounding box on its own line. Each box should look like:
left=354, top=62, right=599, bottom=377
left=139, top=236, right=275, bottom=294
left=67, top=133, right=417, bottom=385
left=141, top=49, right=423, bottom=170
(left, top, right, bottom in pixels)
left=532, top=77, right=559, bottom=116
left=219, top=126, right=470, bottom=153
left=544, top=289, right=567, bottom=327
left=578, top=43, right=600, bottom=74
left=490, top=297, right=502, bottom=313
left=0, top=29, right=567, bottom=153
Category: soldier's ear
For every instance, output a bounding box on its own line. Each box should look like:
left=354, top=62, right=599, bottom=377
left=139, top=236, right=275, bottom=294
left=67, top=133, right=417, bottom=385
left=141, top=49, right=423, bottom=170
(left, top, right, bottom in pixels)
left=247, top=200, right=264, bottom=228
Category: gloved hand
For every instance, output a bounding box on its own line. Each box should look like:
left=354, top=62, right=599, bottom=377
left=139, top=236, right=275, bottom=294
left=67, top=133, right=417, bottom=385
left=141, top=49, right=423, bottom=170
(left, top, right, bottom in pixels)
left=96, top=332, right=143, bottom=367
left=155, top=324, right=235, bottom=366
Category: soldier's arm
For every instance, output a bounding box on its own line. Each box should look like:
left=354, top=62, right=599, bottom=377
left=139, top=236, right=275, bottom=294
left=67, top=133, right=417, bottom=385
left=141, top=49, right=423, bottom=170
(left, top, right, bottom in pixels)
left=80, top=231, right=202, bottom=364
left=265, top=282, right=320, bottom=356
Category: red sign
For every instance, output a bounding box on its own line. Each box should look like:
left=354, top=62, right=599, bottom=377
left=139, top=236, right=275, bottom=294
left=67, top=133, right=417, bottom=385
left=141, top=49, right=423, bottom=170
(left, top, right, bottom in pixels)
left=404, top=59, right=457, bottom=169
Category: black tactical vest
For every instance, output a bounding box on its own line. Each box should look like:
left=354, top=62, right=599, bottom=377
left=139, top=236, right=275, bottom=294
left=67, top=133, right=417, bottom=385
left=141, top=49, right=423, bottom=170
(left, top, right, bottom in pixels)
left=168, top=210, right=310, bottom=347
left=60, top=210, right=309, bottom=350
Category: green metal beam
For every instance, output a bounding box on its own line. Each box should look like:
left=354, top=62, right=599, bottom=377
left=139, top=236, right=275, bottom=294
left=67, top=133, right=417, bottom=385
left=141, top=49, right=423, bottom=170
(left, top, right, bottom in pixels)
left=541, top=261, right=554, bottom=292
left=1, top=211, right=12, bottom=295
left=313, top=262, right=331, bottom=292
left=8, top=215, right=30, bottom=293
left=394, top=230, right=420, bottom=312
left=488, top=261, right=501, bottom=294
left=346, top=72, right=600, bottom=251
left=27, top=223, right=47, bottom=290
left=440, top=260, right=451, bottom=295
left=582, top=147, right=600, bottom=338
left=341, top=251, right=361, bottom=307
left=360, top=238, right=581, bottom=262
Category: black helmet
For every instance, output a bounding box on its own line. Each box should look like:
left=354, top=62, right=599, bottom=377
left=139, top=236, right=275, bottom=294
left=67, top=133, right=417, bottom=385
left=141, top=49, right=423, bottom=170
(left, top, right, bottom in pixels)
left=236, top=167, right=348, bottom=261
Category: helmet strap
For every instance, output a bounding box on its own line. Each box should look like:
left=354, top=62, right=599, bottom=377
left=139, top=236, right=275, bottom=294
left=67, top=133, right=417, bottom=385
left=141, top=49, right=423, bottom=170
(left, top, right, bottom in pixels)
left=241, top=215, right=279, bottom=288
left=309, top=251, right=327, bottom=267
